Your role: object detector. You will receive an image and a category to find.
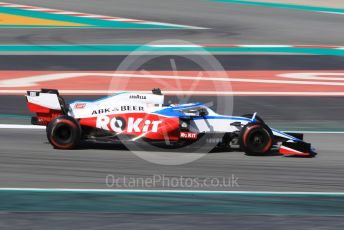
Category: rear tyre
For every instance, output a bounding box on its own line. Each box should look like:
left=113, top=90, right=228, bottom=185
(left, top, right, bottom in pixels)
left=46, top=115, right=81, bottom=149
left=239, top=123, right=273, bottom=155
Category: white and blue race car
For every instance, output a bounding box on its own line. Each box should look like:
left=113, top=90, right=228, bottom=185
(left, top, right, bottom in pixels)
left=26, top=88, right=317, bottom=157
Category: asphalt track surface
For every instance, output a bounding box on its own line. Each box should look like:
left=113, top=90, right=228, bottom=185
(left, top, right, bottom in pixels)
left=2, top=213, right=343, bottom=230
left=1, top=55, right=344, bottom=70
left=0, top=127, right=342, bottom=191
left=2, top=0, right=344, bottom=45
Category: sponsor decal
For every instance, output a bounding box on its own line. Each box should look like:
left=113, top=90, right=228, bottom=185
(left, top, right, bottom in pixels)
left=120, top=105, right=144, bottom=112
left=74, top=103, right=86, bottom=109
left=92, top=106, right=144, bottom=115
left=92, top=108, right=110, bottom=115
left=96, top=115, right=162, bottom=133
left=129, top=95, right=147, bottom=99
left=180, top=132, right=197, bottom=139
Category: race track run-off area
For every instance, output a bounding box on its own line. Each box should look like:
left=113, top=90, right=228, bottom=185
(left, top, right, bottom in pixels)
left=0, top=70, right=344, bottom=96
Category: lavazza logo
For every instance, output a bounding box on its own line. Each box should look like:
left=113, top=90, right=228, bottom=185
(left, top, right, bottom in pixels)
left=129, top=94, right=147, bottom=99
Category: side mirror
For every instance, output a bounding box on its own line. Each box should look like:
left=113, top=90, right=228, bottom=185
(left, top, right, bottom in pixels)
left=199, top=108, right=208, bottom=116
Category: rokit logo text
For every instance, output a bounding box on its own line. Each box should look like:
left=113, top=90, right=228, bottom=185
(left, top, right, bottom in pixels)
left=96, top=115, right=162, bottom=133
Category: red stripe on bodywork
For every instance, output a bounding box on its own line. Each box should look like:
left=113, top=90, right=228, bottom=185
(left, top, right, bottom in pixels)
left=279, top=146, right=310, bottom=156
left=79, top=113, right=180, bottom=141
left=27, top=102, right=62, bottom=125
left=27, top=102, right=50, bottom=113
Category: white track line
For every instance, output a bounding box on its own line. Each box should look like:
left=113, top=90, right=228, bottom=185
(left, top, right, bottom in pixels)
left=0, top=124, right=45, bottom=129
left=0, top=43, right=341, bottom=48
left=148, top=44, right=203, bottom=48
left=0, top=188, right=343, bottom=195
left=282, top=131, right=344, bottom=134
left=238, top=45, right=292, bottom=48
left=317, top=11, right=344, bottom=15
left=3, top=72, right=344, bottom=88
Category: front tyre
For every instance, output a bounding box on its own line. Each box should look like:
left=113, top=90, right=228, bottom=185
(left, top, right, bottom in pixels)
left=239, top=123, right=273, bottom=155
left=46, top=115, right=81, bottom=149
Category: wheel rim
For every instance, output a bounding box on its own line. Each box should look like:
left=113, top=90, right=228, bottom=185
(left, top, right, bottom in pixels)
left=53, top=124, right=73, bottom=145
left=247, top=129, right=270, bottom=152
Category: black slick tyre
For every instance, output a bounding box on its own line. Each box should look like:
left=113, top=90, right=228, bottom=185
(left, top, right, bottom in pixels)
left=239, top=123, right=273, bottom=155
left=46, top=115, right=81, bottom=149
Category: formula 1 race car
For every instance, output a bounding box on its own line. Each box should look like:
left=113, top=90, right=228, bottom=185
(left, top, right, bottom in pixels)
left=26, top=88, right=317, bottom=157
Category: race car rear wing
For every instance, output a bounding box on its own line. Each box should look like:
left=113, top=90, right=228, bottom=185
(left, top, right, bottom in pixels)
left=26, top=89, right=67, bottom=126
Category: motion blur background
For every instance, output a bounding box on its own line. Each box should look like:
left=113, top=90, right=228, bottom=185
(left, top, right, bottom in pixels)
left=0, top=0, right=343, bottom=229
